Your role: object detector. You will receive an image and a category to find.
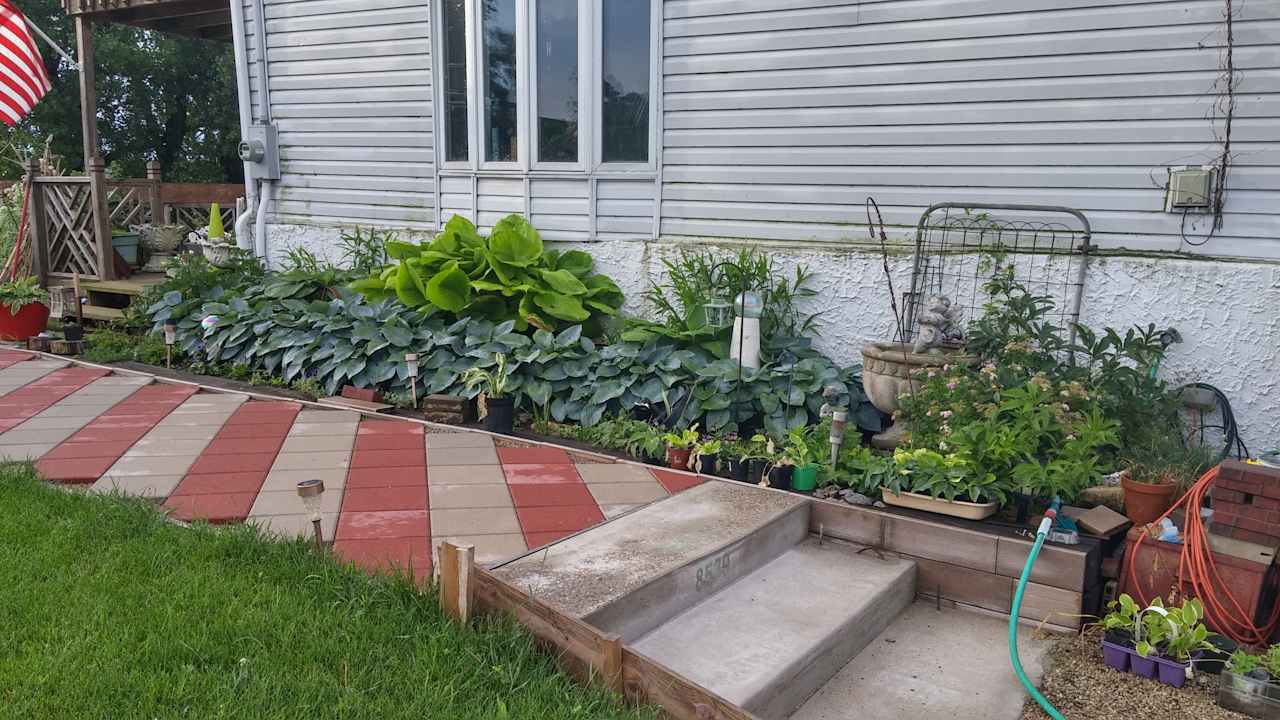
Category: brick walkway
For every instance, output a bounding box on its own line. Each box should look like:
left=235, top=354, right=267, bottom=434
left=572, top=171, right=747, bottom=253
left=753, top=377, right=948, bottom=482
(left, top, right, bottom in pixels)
left=0, top=349, right=706, bottom=580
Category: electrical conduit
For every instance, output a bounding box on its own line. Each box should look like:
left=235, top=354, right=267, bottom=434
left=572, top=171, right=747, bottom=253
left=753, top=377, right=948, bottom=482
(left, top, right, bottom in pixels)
left=1010, top=498, right=1066, bottom=720
left=250, top=0, right=274, bottom=261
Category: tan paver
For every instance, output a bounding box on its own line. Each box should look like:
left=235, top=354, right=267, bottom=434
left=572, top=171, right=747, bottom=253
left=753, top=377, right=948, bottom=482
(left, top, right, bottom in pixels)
left=105, top=454, right=196, bottom=477
left=279, top=435, right=354, bottom=454
left=426, top=445, right=499, bottom=466
left=576, top=463, right=663, bottom=484
left=430, top=507, right=521, bottom=535
left=296, top=410, right=361, bottom=424
left=260, top=468, right=350, bottom=492
left=587, top=480, right=668, bottom=505
left=287, top=422, right=359, bottom=437
left=428, top=483, right=513, bottom=509
left=250, top=489, right=344, bottom=516
left=424, top=465, right=507, bottom=485
left=426, top=432, right=497, bottom=449
left=270, top=451, right=352, bottom=471
left=600, top=503, right=641, bottom=520
left=0, top=443, right=55, bottom=461
left=90, top=474, right=185, bottom=499
left=433, top=533, right=528, bottom=567
left=127, top=438, right=218, bottom=456
left=248, top=512, right=339, bottom=541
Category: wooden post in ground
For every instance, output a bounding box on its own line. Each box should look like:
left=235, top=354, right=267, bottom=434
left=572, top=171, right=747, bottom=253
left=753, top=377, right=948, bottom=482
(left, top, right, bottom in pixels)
left=146, top=161, right=163, bottom=225
left=601, top=633, right=624, bottom=695
left=439, top=541, right=475, bottom=624
left=24, top=159, right=49, bottom=284
left=75, top=16, right=115, bottom=281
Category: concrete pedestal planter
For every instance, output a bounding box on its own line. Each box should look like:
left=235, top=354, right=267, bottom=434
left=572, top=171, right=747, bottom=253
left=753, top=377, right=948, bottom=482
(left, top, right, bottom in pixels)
left=860, top=342, right=974, bottom=449
left=200, top=242, right=235, bottom=267
left=879, top=487, right=998, bottom=520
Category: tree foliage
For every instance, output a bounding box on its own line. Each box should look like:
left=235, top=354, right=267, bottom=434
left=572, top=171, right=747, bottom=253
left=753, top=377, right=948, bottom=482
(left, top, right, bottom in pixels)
left=0, top=0, right=240, bottom=182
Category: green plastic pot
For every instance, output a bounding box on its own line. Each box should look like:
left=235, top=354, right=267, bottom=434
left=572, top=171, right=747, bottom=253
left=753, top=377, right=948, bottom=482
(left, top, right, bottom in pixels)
left=792, top=463, right=819, bottom=492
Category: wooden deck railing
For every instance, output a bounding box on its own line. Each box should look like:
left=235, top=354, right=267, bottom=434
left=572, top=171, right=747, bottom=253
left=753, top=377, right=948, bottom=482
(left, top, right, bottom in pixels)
left=24, top=158, right=242, bottom=282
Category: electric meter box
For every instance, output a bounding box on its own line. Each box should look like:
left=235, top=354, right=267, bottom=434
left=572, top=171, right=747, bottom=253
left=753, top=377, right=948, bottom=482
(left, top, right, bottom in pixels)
left=1166, top=166, right=1214, bottom=210
left=238, top=123, right=280, bottom=181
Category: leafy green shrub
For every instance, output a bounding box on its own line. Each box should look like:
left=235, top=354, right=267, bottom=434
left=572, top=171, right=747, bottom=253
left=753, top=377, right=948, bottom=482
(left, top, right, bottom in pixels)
left=84, top=328, right=168, bottom=365
left=351, top=215, right=624, bottom=334
left=0, top=276, right=48, bottom=313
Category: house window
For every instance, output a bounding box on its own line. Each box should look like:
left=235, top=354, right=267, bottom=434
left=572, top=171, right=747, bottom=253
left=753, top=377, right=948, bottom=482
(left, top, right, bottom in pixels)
left=601, top=0, right=650, bottom=163
left=437, top=0, right=655, bottom=170
left=441, top=0, right=469, bottom=162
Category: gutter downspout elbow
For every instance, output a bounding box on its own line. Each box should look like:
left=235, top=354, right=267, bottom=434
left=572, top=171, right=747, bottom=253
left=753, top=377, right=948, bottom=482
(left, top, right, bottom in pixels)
left=254, top=181, right=272, bottom=260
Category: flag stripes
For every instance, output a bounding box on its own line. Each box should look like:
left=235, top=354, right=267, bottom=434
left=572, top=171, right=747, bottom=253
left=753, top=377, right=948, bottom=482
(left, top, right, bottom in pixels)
left=0, top=0, right=51, bottom=125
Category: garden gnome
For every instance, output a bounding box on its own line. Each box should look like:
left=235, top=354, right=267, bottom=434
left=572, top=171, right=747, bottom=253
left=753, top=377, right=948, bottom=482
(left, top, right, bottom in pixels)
left=912, top=294, right=963, bottom=354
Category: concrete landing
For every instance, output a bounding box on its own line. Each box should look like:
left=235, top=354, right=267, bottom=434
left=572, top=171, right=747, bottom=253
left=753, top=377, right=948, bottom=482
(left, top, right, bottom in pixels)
left=790, top=601, right=1051, bottom=720
left=493, top=481, right=808, bottom=634
left=632, top=539, right=916, bottom=719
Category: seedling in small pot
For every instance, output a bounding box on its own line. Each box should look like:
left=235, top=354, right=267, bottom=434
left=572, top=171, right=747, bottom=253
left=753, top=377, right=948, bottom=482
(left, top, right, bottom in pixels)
left=693, top=437, right=722, bottom=475
left=662, top=425, right=700, bottom=470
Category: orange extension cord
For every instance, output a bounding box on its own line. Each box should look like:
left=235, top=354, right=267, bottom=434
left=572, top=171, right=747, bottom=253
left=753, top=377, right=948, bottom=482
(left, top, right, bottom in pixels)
left=1126, top=464, right=1280, bottom=647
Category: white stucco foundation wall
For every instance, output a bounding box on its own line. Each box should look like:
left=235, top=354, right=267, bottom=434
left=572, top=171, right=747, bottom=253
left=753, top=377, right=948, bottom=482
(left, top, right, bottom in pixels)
left=264, top=222, right=1280, bottom=449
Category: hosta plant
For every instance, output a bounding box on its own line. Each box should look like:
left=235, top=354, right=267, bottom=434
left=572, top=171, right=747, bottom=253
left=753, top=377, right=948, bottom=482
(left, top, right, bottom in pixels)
left=351, top=214, right=624, bottom=334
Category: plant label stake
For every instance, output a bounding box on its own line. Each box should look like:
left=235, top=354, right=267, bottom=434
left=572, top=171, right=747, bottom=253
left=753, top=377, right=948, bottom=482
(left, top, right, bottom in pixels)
left=405, top=353, right=419, bottom=409
left=163, top=321, right=177, bottom=368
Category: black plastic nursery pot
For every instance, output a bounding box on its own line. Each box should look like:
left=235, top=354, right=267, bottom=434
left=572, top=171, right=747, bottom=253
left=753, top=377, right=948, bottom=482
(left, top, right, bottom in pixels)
left=766, top=465, right=793, bottom=491
left=695, top=452, right=719, bottom=475
left=63, top=323, right=84, bottom=342
left=484, top=397, right=515, bottom=434
left=724, top=458, right=750, bottom=482
left=748, top=459, right=768, bottom=485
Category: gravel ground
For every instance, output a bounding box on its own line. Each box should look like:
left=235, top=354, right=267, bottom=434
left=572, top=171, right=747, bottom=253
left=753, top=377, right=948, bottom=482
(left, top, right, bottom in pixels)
left=1020, top=629, right=1247, bottom=720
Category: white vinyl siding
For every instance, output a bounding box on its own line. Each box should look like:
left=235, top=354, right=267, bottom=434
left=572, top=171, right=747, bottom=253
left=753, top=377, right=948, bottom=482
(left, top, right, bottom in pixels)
left=661, top=0, right=1280, bottom=258
left=244, top=0, right=435, bottom=229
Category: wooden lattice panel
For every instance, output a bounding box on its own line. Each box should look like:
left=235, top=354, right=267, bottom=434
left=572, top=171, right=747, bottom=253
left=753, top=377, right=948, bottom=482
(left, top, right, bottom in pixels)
left=107, top=182, right=152, bottom=229
left=170, top=203, right=234, bottom=235
left=38, top=180, right=99, bottom=277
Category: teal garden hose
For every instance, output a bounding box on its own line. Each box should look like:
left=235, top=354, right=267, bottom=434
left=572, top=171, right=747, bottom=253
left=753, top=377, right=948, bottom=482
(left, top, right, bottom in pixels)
left=1009, top=498, right=1067, bottom=720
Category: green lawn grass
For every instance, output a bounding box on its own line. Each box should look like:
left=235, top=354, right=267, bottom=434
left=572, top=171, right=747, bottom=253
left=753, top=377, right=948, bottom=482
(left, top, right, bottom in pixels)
left=0, top=463, right=656, bottom=720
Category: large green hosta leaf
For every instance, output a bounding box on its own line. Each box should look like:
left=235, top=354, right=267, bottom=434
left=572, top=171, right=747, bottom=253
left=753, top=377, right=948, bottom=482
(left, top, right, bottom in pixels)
left=534, top=292, right=590, bottom=322
left=425, top=261, right=472, bottom=312
left=488, top=215, right=543, bottom=267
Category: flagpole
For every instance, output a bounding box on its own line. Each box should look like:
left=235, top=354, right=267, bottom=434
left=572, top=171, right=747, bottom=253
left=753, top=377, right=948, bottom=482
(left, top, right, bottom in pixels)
left=23, top=18, right=79, bottom=71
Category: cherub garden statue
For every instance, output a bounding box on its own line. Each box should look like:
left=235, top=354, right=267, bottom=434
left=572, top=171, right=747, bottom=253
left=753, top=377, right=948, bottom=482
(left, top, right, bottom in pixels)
left=912, top=294, right=964, bottom=354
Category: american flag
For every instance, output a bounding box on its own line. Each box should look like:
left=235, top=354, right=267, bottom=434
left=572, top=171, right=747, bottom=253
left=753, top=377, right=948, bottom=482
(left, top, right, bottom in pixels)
left=0, top=0, right=51, bottom=126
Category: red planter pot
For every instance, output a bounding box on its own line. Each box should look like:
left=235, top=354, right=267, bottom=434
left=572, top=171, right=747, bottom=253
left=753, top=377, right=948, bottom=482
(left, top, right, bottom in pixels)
left=666, top=446, right=692, bottom=470
left=0, top=302, right=49, bottom=341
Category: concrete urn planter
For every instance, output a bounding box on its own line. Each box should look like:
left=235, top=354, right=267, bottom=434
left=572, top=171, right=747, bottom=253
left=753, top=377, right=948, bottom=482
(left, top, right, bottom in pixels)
left=860, top=341, right=973, bottom=449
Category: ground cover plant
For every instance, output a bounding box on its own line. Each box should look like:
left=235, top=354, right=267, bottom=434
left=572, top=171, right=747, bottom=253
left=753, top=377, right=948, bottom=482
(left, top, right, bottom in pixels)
left=0, top=462, right=656, bottom=720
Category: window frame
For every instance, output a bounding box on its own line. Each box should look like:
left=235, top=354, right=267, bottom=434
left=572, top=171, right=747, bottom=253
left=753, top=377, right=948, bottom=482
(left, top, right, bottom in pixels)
left=434, top=0, right=658, bottom=176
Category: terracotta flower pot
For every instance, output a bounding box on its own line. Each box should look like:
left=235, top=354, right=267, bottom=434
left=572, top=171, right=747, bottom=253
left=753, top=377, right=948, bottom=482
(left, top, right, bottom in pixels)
left=0, top=301, right=50, bottom=341
left=1120, top=472, right=1178, bottom=526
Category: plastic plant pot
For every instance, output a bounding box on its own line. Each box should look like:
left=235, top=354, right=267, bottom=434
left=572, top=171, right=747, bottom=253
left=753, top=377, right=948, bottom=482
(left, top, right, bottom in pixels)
left=483, top=397, right=515, bottom=435
left=747, top=459, right=768, bottom=485
left=1129, top=652, right=1158, bottom=679
left=724, top=458, right=749, bottom=482
left=1121, top=472, right=1178, bottom=526
left=1101, top=640, right=1131, bottom=672
left=792, top=463, right=819, bottom=492
left=766, top=465, right=793, bottom=491
left=0, top=302, right=50, bottom=341
left=695, top=453, right=719, bottom=475
left=1153, top=655, right=1190, bottom=688
left=63, top=322, right=84, bottom=342
left=667, top=446, right=692, bottom=470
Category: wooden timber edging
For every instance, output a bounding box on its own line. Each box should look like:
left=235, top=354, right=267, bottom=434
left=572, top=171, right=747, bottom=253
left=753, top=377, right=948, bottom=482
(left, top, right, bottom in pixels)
left=440, top=541, right=761, bottom=720
left=808, top=497, right=1100, bottom=630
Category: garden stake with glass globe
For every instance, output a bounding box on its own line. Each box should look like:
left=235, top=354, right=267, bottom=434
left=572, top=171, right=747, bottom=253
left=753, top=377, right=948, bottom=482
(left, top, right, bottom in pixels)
left=163, top=321, right=177, bottom=368
left=296, top=478, right=326, bottom=548
left=405, top=353, right=419, bottom=408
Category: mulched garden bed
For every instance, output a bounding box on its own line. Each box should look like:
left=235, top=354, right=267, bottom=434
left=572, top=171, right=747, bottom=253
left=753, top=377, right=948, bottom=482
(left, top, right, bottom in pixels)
left=1021, top=628, right=1245, bottom=720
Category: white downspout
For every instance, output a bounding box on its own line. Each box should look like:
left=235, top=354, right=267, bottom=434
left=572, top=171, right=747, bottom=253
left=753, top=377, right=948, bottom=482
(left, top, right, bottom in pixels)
left=229, top=0, right=256, bottom=252
left=251, top=0, right=275, bottom=261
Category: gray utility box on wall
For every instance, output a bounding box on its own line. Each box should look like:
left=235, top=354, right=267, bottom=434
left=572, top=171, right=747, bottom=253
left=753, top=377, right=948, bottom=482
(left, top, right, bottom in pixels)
left=238, top=123, right=280, bottom=181
left=1166, top=166, right=1215, bottom=211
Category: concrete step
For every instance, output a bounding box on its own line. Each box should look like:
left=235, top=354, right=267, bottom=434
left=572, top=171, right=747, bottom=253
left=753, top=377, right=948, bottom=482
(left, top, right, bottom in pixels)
left=494, top=480, right=810, bottom=641
left=632, top=539, right=917, bottom=719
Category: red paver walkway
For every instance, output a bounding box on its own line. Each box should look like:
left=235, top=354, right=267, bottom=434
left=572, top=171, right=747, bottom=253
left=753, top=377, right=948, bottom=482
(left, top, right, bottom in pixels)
left=163, top=401, right=301, bottom=523
left=3, top=351, right=710, bottom=580
left=0, top=367, right=109, bottom=432
left=37, top=383, right=195, bottom=483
